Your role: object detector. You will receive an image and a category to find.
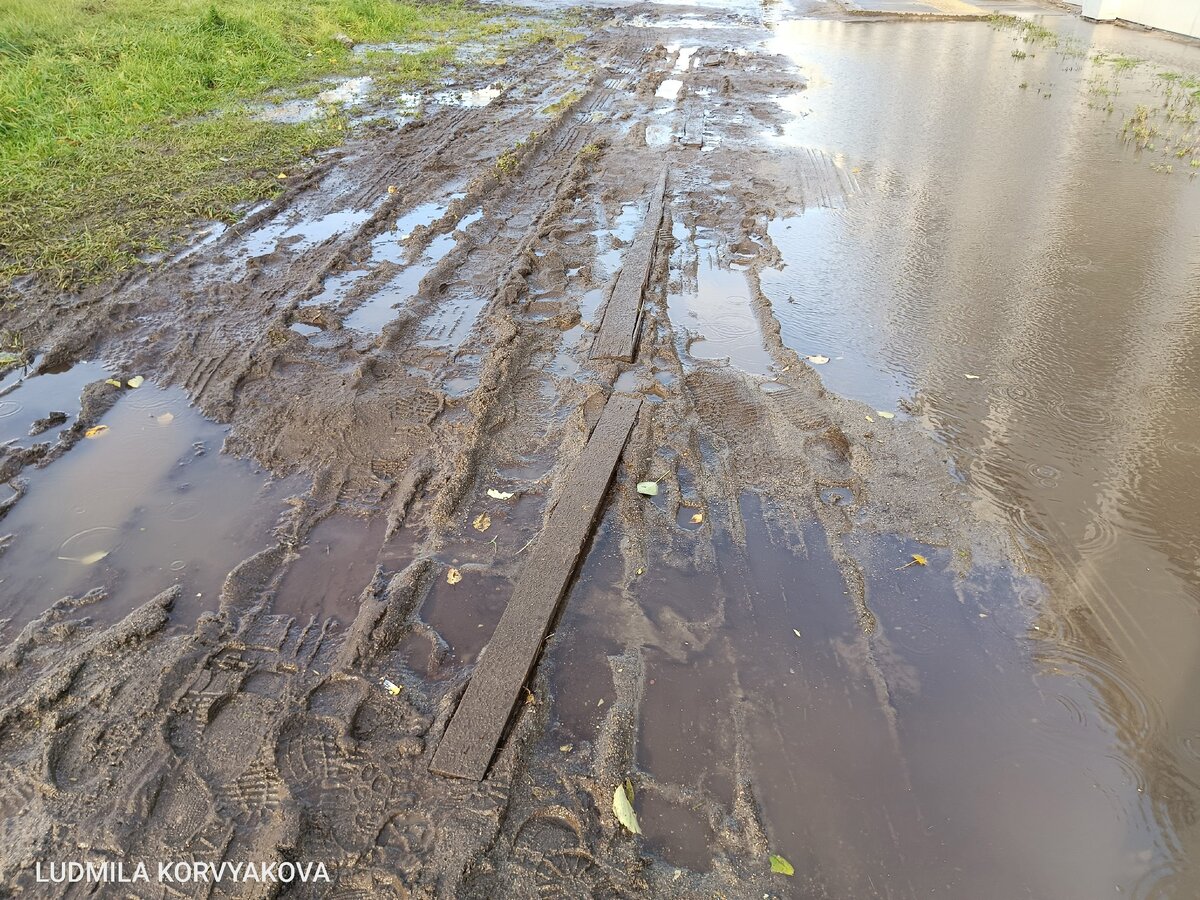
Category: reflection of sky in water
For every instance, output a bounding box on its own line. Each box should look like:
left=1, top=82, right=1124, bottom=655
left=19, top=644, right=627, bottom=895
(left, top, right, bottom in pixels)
left=755, top=17, right=1200, bottom=895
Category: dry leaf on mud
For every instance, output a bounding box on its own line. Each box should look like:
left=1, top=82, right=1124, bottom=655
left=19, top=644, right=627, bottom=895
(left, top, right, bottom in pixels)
left=84, top=425, right=109, bottom=439
left=126, top=375, right=144, bottom=388
left=690, top=511, right=703, bottom=524
left=381, top=679, right=402, bottom=696
left=104, top=378, right=122, bottom=388
left=865, top=415, right=874, bottom=423
left=807, top=355, right=830, bottom=365
left=387, top=184, right=398, bottom=194
left=560, top=745, right=572, bottom=753
left=613, top=780, right=641, bottom=835
left=276, top=172, right=288, bottom=179
left=78, top=550, right=109, bottom=565
left=472, top=513, right=491, bottom=532
left=876, top=411, right=895, bottom=420
left=446, top=567, right=462, bottom=585
left=770, top=854, right=795, bottom=876
left=636, top=481, right=659, bottom=496
left=486, top=488, right=515, bottom=500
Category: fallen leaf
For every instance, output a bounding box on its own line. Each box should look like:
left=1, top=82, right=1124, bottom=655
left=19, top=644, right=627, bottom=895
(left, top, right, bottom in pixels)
left=126, top=375, right=144, bottom=388
left=472, top=513, right=491, bottom=532
left=636, top=481, right=659, bottom=496
left=78, top=550, right=109, bottom=565
left=690, top=511, right=703, bottom=525
left=896, top=553, right=929, bottom=571
left=635, top=566, right=645, bottom=576
left=84, top=425, right=109, bottom=439
left=447, top=567, right=462, bottom=585
left=613, top=780, right=642, bottom=835
left=560, top=745, right=573, bottom=752
left=865, top=415, right=874, bottom=423
left=486, top=488, right=515, bottom=500
left=793, top=628, right=802, bottom=638
left=104, top=378, right=122, bottom=388
left=387, top=184, right=398, bottom=194
left=807, top=355, right=829, bottom=365
left=277, top=172, right=288, bottom=179
left=770, top=854, right=795, bottom=876
left=876, top=411, right=895, bottom=420
left=156, top=412, right=175, bottom=425
left=382, top=679, right=402, bottom=696
left=963, top=373, right=981, bottom=380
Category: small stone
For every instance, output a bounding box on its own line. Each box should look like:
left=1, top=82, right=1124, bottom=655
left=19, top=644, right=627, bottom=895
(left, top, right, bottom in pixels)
left=397, top=736, right=424, bottom=757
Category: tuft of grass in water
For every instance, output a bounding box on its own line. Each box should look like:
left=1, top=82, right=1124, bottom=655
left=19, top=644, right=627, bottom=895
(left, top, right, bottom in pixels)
left=0, top=0, right=532, bottom=289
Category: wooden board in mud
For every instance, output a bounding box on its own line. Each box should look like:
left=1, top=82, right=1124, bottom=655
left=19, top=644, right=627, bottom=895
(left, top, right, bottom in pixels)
left=430, top=394, right=642, bottom=780
left=589, top=168, right=668, bottom=362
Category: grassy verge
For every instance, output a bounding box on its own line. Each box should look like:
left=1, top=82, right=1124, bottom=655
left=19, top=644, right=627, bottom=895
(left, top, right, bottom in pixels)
left=0, top=0, right=550, bottom=289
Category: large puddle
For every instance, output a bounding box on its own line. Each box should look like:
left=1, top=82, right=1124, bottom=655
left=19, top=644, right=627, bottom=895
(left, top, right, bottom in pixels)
left=731, top=12, right=1200, bottom=896
left=0, top=372, right=299, bottom=632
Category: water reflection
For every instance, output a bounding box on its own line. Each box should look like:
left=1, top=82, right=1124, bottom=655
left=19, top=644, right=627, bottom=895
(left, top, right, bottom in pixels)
left=760, top=16, right=1200, bottom=891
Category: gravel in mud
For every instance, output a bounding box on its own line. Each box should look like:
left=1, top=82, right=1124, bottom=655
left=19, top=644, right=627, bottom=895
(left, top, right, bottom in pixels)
left=0, top=2, right=1151, bottom=898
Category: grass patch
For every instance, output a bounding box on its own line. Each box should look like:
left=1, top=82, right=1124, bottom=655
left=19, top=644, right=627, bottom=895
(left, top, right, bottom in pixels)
left=0, top=0, right=528, bottom=288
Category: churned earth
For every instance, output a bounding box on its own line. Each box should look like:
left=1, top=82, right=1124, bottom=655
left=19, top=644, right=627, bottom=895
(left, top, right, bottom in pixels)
left=2, top=0, right=1200, bottom=897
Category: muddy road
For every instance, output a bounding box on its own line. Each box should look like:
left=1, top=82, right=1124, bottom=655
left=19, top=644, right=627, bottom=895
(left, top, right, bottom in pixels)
left=3, top=0, right=1200, bottom=896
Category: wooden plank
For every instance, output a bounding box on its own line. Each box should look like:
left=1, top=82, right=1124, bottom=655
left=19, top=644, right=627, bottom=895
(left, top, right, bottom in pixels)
left=589, top=168, right=668, bottom=362
left=430, top=394, right=642, bottom=780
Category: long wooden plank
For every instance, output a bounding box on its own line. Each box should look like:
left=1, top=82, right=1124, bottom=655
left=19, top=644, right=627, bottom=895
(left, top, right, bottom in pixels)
left=589, top=168, right=668, bottom=362
left=430, top=394, right=642, bottom=780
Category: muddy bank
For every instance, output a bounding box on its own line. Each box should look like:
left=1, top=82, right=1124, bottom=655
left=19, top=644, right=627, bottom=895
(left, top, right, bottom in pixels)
left=2, top=0, right=1199, bottom=897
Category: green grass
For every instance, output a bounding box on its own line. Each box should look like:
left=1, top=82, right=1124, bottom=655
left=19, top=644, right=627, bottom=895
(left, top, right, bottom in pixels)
left=0, top=0, right=522, bottom=288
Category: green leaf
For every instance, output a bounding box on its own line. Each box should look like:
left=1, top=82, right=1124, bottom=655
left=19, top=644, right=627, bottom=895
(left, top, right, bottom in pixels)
left=636, top=481, right=658, bottom=496
left=613, top=780, right=641, bottom=834
left=770, top=854, right=794, bottom=876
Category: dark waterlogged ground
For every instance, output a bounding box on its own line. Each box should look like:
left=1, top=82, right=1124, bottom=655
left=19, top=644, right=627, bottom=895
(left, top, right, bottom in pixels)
left=1, top=0, right=1199, bottom=896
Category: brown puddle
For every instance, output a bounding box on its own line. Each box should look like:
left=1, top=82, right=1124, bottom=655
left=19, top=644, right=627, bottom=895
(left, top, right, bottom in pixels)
left=542, top=485, right=1193, bottom=896
left=0, top=377, right=299, bottom=632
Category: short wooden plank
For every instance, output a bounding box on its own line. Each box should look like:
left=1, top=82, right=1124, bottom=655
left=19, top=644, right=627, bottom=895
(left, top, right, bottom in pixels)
left=430, top=395, right=642, bottom=780
left=589, top=168, right=668, bottom=362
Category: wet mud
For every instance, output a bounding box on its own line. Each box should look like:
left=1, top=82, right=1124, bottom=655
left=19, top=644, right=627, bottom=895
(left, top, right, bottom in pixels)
left=2, top=0, right=1200, bottom=896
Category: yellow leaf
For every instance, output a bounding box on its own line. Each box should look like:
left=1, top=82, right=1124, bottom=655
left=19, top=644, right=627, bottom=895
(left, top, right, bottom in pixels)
left=126, top=375, right=144, bottom=388
left=876, top=411, right=895, bottom=420
left=78, top=550, right=109, bottom=565
left=277, top=172, right=288, bottom=179
left=387, top=184, right=398, bottom=194
left=84, top=425, right=109, bottom=439
left=447, top=567, right=462, bottom=585
left=104, top=378, right=122, bottom=388
left=472, top=513, right=491, bottom=532
left=613, top=780, right=641, bottom=834
left=770, top=854, right=795, bottom=876
left=690, top=511, right=703, bottom=524
left=911, top=553, right=928, bottom=566
left=865, top=415, right=874, bottom=423
left=382, top=679, right=402, bottom=696
left=560, top=745, right=572, bottom=752
left=487, top=488, right=515, bottom=500
left=807, top=354, right=829, bottom=365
